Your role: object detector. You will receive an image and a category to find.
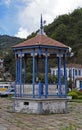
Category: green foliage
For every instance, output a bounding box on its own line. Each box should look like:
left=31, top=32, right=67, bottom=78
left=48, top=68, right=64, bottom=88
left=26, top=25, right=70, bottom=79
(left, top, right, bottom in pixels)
left=37, top=74, right=58, bottom=84
left=48, top=74, right=57, bottom=84
left=68, top=91, right=78, bottom=99
left=61, top=124, right=77, bottom=130
left=45, top=8, right=82, bottom=64
left=67, top=80, right=74, bottom=90
left=26, top=73, right=32, bottom=83
left=68, top=89, right=82, bottom=99
left=0, top=35, right=23, bottom=51
left=4, top=50, right=15, bottom=79
left=38, top=73, right=45, bottom=83
left=1, top=8, right=82, bottom=80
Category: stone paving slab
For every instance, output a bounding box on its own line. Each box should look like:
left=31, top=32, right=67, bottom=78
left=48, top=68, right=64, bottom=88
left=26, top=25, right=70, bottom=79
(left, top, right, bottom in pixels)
left=0, top=97, right=82, bottom=130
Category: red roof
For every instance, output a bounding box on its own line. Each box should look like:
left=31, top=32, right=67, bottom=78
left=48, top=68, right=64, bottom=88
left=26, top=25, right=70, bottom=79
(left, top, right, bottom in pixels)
left=76, top=77, right=82, bottom=80
left=51, top=63, right=82, bottom=69
left=67, top=63, right=82, bottom=69
left=13, top=34, right=69, bottom=49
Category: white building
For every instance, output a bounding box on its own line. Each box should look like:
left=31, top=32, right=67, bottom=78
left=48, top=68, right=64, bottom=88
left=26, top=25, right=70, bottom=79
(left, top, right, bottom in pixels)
left=75, top=77, right=82, bottom=90
left=51, top=64, right=82, bottom=89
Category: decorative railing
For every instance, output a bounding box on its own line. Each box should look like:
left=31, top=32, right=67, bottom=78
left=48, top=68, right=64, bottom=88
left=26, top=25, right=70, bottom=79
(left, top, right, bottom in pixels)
left=14, top=83, right=66, bottom=98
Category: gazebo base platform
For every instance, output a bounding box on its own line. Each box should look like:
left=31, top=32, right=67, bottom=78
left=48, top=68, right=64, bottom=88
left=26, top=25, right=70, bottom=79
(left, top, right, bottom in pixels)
left=12, top=97, right=69, bottom=114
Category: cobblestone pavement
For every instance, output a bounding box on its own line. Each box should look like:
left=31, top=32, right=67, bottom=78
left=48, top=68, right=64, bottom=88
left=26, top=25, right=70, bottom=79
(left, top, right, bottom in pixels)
left=0, top=97, right=82, bottom=130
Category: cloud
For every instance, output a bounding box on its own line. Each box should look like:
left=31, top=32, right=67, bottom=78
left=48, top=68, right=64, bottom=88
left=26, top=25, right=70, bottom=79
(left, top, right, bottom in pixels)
left=4, top=0, right=11, bottom=5
left=1, top=0, right=82, bottom=37
left=17, top=0, right=82, bottom=37
left=15, top=27, right=29, bottom=38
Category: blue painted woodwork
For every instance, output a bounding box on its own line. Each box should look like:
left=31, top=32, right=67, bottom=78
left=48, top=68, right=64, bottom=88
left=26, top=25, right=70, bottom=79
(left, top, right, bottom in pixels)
left=40, top=14, right=43, bottom=34
left=45, top=50, right=48, bottom=98
left=16, top=55, right=18, bottom=83
left=15, top=54, right=20, bottom=84
left=35, top=57, right=39, bottom=82
left=38, top=82, right=41, bottom=98
left=13, top=16, right=69, bottom=99
left=19, top=51, right=22, bottom=97
left=18, top=58, right=20, bottom=83
left=13, top=45, right=69, bottom=51
left=73, top=69, right=75, bottom=82
left=14, top=81, right=16, bottom=97
left=64, top=54, right=67, bottom=97
left=80, top=81, right=82, bottom=88
left=14, top=49, right=68, bottom=98
left=24, top=55, right=26, bottom=83
left=32, top=50, right=35, bottom=98
left=38, top=82, right=44, bottom=98
left=58, top=54, right=62, bottom=97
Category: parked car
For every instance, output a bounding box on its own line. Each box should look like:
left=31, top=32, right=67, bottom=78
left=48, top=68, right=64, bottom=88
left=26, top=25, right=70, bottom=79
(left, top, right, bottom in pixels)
left=0, top=88, right=14, bottom=97
left=0, top=82, right=13, bottom=92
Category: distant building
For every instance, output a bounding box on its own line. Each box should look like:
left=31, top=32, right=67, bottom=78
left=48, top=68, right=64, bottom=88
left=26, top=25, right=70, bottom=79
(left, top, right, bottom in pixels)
left=51, top=63, right=82, bottom=89
left=75, top=77, right=82, bottom=90
left=0, top=57, right=4, bottom=69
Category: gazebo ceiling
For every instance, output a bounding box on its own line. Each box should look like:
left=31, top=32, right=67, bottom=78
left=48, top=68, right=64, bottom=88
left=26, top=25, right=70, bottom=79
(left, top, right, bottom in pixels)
left=13, top=34, right=69, bottom=50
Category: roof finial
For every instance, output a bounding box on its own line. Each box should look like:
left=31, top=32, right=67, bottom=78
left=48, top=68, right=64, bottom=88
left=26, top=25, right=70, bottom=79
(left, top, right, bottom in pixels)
left=37, top=14, right=46, bottom=35
left=40, top=14, right=43, bottom=34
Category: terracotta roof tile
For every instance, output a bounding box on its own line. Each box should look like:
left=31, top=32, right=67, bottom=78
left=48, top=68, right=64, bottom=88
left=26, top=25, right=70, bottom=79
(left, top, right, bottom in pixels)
left=76, top=77, right=82, bottom=80
left=13, top=34, right=69, bottom=49
left=51, top=63, right=82, bottom=69
left=67, top=63, right=82, bottom=69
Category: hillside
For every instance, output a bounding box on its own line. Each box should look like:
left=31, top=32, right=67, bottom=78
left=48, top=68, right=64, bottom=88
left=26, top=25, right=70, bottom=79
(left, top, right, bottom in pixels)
left=27, top=8, right=82, bottom=64
left=0, top=35, right=24, bottom=54
left=44, top=8, right=82, bottom=64
left=0, top=7, right=82, bottom=73
left=1, top=8, right=82, bottom=61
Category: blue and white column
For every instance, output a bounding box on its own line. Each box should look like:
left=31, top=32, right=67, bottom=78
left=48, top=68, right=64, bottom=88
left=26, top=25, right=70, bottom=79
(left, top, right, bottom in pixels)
left=58, top=53, right=62, bottom=97
left=19, top=51, right=22, bottom=97
left=15, top=54, right=18, bottom=83
left=24, top=54, right=26, bottom=84
left=32, top=49, right=35, bottom=98
left=64, top=53, right=67, bottom=97
left=15, top=53, right=18, bottom=96
left=45, top=50, right=48, bottom=98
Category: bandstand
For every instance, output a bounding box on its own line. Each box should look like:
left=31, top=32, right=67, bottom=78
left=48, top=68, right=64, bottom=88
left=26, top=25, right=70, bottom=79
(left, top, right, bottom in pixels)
left=12, top=15, right=70, bottom=114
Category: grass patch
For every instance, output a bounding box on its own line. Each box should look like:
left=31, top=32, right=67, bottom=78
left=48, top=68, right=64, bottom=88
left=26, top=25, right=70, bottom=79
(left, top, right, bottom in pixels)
left=61, top=124, right=77, bottom=130
left=69, top=99, right=82, bottom=103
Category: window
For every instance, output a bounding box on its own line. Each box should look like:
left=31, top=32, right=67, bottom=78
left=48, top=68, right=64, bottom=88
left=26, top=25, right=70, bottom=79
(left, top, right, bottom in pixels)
left=56, top=70, right=58, bottom=75
left=69, top=69, right=72, bottom=77
left=79, top=70, right=81, bottom=76
left=61, top=70, right=63, bottom=76
left=75, top=70, right=77, bottom=76
left=24, top=102, right=29, bottom=105
left=53, top=70, right=55, bottom=75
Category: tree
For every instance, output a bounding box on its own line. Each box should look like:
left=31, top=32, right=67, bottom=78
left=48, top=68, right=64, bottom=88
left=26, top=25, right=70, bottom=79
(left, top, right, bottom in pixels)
left=4, top=50, right=15, bottom=80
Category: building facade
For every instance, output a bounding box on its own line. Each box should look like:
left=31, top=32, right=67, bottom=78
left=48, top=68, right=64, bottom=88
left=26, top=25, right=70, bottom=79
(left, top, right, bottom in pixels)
left=51, top=63, right=82, bottom=88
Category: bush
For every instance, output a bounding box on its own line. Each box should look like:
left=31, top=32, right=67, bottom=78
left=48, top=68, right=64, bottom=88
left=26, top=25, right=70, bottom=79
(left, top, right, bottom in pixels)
left=25, top=73, right=32, bottom=83
left=68, top=91, right=78, bottom=99
left=38, top=73, right=45, bottom=83
left=76, top=90, right=82, bottom=96
left=77, top=95, right=82, bottom=99
left=48, top=74, right=57, bottom=84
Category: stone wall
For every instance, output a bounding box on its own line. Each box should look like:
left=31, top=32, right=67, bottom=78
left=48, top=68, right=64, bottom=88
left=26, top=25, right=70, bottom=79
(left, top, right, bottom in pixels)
left=13, top=98, right=68, bottom=114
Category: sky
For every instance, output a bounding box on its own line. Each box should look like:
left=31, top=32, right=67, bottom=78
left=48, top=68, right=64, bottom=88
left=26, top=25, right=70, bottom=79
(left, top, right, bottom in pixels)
left=0, top=0, right=82, bottom=39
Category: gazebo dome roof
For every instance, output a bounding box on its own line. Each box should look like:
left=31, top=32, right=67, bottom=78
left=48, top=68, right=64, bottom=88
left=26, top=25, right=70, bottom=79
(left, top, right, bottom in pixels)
left=13, top=34, right=69, bottom=50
